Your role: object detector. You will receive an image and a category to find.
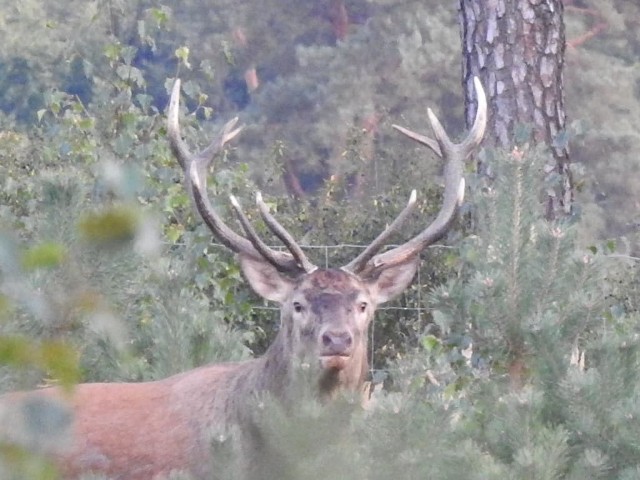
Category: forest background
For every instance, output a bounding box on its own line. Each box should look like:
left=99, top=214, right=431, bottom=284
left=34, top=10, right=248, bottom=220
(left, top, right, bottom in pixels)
left=2, top=0, right=640, bottom=478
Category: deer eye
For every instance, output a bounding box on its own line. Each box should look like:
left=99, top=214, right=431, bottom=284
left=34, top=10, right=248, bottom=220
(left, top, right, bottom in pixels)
left=293, top=302, right=304, bottom=313
left=359, top=302, right=367, bottom=313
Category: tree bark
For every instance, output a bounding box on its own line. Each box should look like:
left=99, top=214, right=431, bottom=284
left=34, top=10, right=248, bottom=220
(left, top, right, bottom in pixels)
left=459, top=0, right=572, bottom=219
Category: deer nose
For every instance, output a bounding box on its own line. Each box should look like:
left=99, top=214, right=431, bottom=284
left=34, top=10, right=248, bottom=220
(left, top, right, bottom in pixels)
left=321, top=330, right=353, bottom=356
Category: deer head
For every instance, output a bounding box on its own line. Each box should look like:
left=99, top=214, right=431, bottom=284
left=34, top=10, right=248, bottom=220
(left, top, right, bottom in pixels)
left=167, top=77, right=487, bottom=397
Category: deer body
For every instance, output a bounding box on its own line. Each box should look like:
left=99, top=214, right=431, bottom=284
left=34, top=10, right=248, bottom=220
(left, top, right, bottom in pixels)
left=4, top=268, right=394, bottom=479
left=6, top=361, right=256, bottom=479
left=0, top=78, right=486, bottom=479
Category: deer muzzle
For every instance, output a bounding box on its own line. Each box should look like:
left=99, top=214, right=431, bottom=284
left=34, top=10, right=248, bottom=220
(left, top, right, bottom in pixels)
left=319, top=329, right=354, bottom=370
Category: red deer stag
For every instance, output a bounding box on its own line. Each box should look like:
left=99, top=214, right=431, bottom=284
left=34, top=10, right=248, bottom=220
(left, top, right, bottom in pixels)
left=0, top=77, right=486, bottom=479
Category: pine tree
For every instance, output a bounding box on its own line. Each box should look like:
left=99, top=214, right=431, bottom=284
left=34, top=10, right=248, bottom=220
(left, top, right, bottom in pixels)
left=236, top=144, right=640, bottom=479
left=410, top=144, right=640, bottom=477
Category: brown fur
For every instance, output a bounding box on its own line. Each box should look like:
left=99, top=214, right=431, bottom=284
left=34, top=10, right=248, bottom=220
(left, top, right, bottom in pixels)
left=0, top=264, right=419, bottom=479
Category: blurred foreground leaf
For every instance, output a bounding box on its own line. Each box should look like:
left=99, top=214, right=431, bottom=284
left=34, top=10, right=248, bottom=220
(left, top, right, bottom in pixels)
left=78, top=206, right=139, bottom=245
left=0, top=337, right=79, bottom=390
left=21, top=243, right=67, bottom=270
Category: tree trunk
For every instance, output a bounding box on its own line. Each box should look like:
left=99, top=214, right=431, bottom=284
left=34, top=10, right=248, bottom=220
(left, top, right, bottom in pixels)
left=459, top=0, right=572, bottom=219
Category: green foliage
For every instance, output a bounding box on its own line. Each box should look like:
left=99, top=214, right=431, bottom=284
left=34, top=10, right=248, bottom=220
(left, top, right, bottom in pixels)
left=0, top=18, right=253, bottom=476
left=0, top=337, right=79, bottom=390
left=413, top=146, right=640, bottom=477
left=187, top=145, right=640, bottom=480
left=20, top=243, right=67, bottom=270
left=1, top=1, right=640, bottom=478
left=431, top=146, right=606, bottom=384
left=78, top=206, right=140, bottom=244
left=0, top=444, right=60, bottom=480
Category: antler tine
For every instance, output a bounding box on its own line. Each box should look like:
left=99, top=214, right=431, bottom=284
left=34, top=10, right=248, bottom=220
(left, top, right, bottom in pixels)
left=453, top=77, right=487, bottom=159
left=167, top=79, right=303, bottom=274
left=168, top=80, right=242, bottom=171
left=350, top=77, right=487, bottom=277
left=342, top=190, right=417, bottom=273
left=391, top=125, right=442, bottom=157
left=255, top=193, right=317, bottom=273
left=228, top=195, right=298, bottom=272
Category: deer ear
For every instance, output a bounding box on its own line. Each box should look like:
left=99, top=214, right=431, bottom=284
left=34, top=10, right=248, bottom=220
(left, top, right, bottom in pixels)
left=368, top=257, right=420, bottom=305
left=238, top=254, right=296, bottom=303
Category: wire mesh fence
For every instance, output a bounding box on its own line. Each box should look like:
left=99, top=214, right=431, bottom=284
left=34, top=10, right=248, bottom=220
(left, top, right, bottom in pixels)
left=238, top=241, right=443, bottom=377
